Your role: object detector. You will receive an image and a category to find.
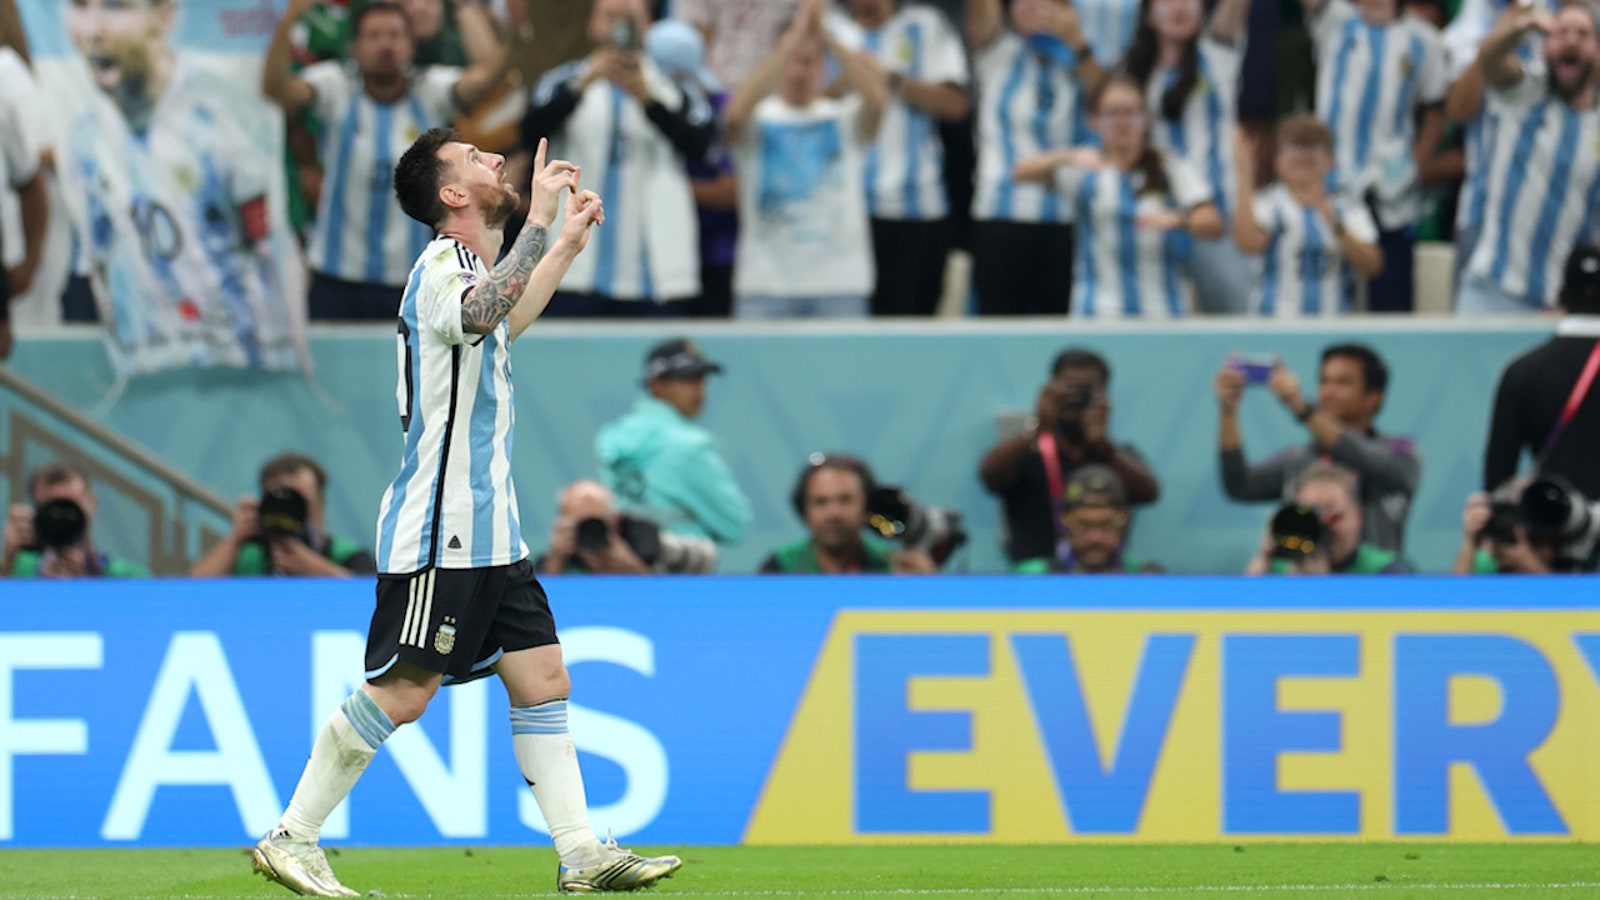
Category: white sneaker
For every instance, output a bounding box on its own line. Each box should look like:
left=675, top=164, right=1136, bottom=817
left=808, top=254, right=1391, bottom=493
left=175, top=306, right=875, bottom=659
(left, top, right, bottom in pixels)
left=556, top=835, right=683, bottom=893
left=251, top=829, right=361, bottom=898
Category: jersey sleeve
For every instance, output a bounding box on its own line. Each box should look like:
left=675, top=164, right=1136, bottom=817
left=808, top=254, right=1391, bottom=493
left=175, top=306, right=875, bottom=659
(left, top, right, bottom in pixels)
left=921, top=9, right=971, bottom=87
left=1309, top=0, right=1357, bottom=57
left=1339, top=198, right=1380, bottom=243
left=419, top=66, right=465, bottom=119
left=415, top=246, right=480, bottom=345
left=1416, top=29, right=1448, bottom=105
left=1167, top=154, right=1214, bottom=209
left=302, top=61, right=350, bottom=126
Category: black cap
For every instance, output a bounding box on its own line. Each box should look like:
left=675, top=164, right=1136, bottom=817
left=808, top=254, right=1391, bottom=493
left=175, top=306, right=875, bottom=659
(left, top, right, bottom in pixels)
left=644, top=338, right=723, bottom=381
left=1561, top=244, right=1600, bottom=310
left=1063, top=464, right=1128, bottom=509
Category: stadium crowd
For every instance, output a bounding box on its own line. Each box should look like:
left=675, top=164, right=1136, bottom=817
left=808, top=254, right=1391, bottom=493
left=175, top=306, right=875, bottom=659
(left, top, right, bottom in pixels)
left=2, top=0, right=1600, bottom=578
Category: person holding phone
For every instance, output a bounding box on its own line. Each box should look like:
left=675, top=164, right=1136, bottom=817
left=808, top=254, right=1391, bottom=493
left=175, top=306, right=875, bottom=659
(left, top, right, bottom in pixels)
left=1214, top=343, right=1421, bottom=554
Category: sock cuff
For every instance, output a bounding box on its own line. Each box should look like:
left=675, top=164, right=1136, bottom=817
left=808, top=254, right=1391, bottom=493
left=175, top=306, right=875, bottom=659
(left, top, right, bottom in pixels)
left=341, top=691, right=396, bottom=749
left=510, top=699, right=568, bottom=735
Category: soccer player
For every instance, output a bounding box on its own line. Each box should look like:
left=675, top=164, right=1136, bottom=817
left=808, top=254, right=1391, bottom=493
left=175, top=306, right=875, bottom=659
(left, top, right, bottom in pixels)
left=250, top=131, right=681, bottom=896
left=1234, top=117, right=1383, bottom=317
left=1300, top=0, right=1448, bottom=313
left=64, top=0, right=298, bottom=372
left=1456, top=1, right=1600, bottom=314
left=1014, top=75, right=1224, bottom=319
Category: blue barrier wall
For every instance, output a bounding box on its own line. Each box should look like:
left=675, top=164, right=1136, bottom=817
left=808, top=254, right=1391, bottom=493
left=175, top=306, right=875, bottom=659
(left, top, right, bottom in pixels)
left=3, top=577, right=1598, bottom=848
left=7, top=321, right=1550, bottom=573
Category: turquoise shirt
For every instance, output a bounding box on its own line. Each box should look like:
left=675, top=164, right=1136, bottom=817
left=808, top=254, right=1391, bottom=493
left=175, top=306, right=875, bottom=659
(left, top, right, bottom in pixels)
left=596, top=396, right=751, bottom=545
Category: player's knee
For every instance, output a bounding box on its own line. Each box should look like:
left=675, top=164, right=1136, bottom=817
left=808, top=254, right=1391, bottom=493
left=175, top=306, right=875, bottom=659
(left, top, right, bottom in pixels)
left=384, top=693, right=431, bottom=725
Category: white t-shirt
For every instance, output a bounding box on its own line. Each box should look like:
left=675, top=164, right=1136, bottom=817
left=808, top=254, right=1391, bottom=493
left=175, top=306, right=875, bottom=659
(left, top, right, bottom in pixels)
left=1248, top=184, right=1379, bottom=317
left=0, top=48, right=41, bottom=193
left=1061, top=153, right=1213, bottom=319
left=734, top=94, right=874, bottom=299
left=861, top=4, right=969, bottom=220
left=303, top=62, right=461, bottom=287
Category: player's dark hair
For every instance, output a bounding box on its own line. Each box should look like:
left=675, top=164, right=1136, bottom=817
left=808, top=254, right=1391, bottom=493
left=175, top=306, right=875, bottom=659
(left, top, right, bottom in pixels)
left=1321, top=343, right=1389, bottom=396
left=791, top=454, right=877, bottom=519
left=259, top=452, right=329, bottom=493
left=394, top=127, right=459, bottom=228
left=352, top=0, right=412, bottom=38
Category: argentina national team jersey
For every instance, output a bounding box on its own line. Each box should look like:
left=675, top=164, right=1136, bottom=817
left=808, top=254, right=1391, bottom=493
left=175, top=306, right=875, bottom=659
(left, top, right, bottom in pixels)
left=1251, top=185, right=1378, bottom=317
left=303, top=62, right=461, bottom=288
left=971, top=32, right=1092, bottom=224
left=1062, top=154, right=1212, bottom=319
left=376, top=237, right=527, bottom=574
left=1076, top=0, right=1143, bottom=67
left=1150, top=36, right=1243, bottom=222
left=861, top=5, right=968, bottom=220
left=1465, top=75, right=1600, bottom=307
left=1311, top=0, right=1446, bottom=230
left=1445, top=9, right=1547, bottom=239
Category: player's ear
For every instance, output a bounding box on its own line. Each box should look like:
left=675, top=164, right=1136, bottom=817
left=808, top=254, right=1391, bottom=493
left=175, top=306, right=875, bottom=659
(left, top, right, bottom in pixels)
left=439, top=182, right=470, bottom=211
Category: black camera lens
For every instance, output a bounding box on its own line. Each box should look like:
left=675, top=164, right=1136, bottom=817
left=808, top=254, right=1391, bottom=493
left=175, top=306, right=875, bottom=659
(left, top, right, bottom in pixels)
left=258, top=486, right=310, bottom=543
left=575, top=517, right=611, bottom=551
left=33, top=498, right=88, bottom=550
left=1478, top=500, right=1522, bottom=545
left=1269, top=503, right=1323, bottom=560
left=1520, top=479, right=1578, bottom=539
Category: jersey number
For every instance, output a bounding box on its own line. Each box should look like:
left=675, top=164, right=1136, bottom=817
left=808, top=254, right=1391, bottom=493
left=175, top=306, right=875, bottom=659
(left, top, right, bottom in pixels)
left=396, top=318, right=414, bottom=433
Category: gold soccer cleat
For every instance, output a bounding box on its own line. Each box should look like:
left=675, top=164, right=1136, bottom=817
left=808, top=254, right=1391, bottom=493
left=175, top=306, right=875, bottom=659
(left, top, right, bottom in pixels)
left=251, top=830, right=361, bottom=898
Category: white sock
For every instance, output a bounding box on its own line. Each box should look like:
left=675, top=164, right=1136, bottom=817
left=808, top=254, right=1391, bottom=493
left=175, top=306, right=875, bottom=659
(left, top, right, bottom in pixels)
left=277, top=691, right=395, bottom=842
left=511, top=700, right=604, bottom=867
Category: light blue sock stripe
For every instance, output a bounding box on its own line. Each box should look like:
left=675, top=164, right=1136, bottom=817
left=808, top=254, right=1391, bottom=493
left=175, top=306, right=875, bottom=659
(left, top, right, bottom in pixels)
left=510, top=701, right=568, bottom=736
left=341, top=692, right=396, bottom=750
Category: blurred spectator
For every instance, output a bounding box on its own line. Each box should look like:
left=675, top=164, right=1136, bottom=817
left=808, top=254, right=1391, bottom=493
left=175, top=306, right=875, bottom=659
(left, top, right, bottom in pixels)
left=538, top=479, right=717, bottom=574
left=759, top=454, right=937, bottom=574
left=1453, top=481, right=1560, bottom=574
left=1011, top=464, right=1165, bottom=574
left=1216, top=343, right=1420, bottom=553
left=0, top=42, right=46, bottom=360
left=966, top=0, right=1103, bottom=316
left=980, top=348, right=1161, bottom=568
left=189, top=453, right=377, bottom=577
left=596, top=338, right=751, bottom=546
left=264, top=0, right=511, bottom=320
left=646, top=19, right=737, bottom=317
left=1454, top=3, right=1600, bottom=315
left=1014, top=75, right=1223, bottom=319
left=674, top=0, right=800, bottom=88
left=2, top=463, right=148, bottom=579
left=725, top=0, right=886, bottom=318
left=1245, top=462, right=1412, bottom=574
left=1122, top=0, right=1254, bottom=315
left=1233, top=117, right=1383, bottom=317
left=1300, top=0, right=1447, bottom=313
left=1483, top=244, right=1600, bottom=499
left=523, top=0, right=711, bottom=317
left=845, top=0, right=969, bottom=317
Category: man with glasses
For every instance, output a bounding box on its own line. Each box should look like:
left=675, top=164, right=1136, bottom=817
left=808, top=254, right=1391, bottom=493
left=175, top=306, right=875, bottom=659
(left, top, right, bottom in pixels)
left=1011, top=465, right=1163, bottom=574
left=1245, top=462, right=1411, bottom=575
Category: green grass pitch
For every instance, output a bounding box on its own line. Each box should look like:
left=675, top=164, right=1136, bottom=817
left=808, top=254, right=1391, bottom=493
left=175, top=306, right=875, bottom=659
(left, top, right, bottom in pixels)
left=0, top=844, right=1596, bottom=898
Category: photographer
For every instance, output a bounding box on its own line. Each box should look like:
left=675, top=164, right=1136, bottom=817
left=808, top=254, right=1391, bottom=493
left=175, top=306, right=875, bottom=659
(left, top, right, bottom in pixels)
left=3, top=463, right=149, bottom=578
left=760, top=454, right=941, bottom=575
left=1011, top=466, right=1165, bottom=575
left=1245, top=463, right=1411, bottom=575
left=979, top=348, right=1160, bottom=568
left=189, top=453, right=376, bottom=577
left=1217, top=343, right=1420, bottom=554
left=1454, top=476, right=1600, bottom=574
left=539, top=480, right=716, bottom=574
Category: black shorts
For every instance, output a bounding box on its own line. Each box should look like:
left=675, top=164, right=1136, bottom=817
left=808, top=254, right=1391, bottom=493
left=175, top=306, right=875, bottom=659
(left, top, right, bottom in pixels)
left=366, top=559, right=557, bottom=685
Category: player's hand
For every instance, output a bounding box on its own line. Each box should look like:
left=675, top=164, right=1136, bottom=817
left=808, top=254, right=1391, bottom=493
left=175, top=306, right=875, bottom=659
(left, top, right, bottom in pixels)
left=1215, top=362, right=1245, bottom=412
left=3, top=503, right=34, bottom=557
left=1462, top=492, right=1491, bottom=542
left=526, top=138, right=580, bottom=229
left=1267, top=361, right=1303, bottom=411
left=890, top=549, right=938, bottom=575
left=230, top=496, right=260, bottom=544
left=558, top=187, right=605, bottom=255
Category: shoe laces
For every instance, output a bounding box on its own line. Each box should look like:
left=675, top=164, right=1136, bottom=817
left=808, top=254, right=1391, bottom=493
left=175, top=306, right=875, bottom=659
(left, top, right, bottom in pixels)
left=601, top=829, right=638, bottom=861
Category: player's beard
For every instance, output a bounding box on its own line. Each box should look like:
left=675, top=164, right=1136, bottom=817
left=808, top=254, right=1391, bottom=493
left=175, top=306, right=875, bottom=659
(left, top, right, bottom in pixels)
left=478, top=182, right=521, bottom=229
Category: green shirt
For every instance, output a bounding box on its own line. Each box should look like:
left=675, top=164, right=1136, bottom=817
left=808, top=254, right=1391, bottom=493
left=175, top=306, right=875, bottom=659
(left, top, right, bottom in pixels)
left=231, top=537, right=376, bottom=575
left=9, top=550, right=150, bottom=578
left=760, top=537, right=896, bottom=574
left=1010, top=555, right=1150, bottom=574
left=1269, top=543, right=1411, bottom=575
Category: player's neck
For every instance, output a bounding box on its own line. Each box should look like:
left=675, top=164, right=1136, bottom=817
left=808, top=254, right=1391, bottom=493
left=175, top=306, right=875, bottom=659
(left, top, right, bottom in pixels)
left=439, top=219, right=502, bottom=266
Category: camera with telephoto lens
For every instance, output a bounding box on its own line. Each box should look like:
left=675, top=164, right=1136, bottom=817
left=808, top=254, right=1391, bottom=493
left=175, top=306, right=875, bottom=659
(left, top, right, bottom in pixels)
left=574, top=514, right=716, bottom=573
left=865, top=486, right=968, bottom=567
left=32, top=498, right=89, bottom=551
left=1518, top=477, right=1600, bottom=570
left=1269, top=503, right=1324, bottom=561
left=258, top=486, right=311, bottom=544
left=1477, top=499, right=1524, bottom=546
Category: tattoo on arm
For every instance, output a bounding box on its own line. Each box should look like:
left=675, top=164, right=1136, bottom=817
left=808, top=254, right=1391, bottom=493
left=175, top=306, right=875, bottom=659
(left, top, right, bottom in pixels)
left=460, top=224, right=549, bottom=333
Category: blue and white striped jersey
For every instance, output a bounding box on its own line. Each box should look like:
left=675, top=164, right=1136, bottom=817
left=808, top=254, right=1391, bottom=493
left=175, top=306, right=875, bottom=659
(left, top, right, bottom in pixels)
left=1463, top=75, right=1600, bottom=308
left=1310, top=0, right=1446, bottom=230
left=861, top=4, right=968, bottom=221
left=1061, top=153, right=1212, bottom=319
left=972, top=31, right=1093, bottom=223
left=1148, top=36, right=1243, bottom=222
left=303, top=62, right=461, bottom=288
left=375, top=237, right=527, bottom=574
left=1077, top=0, right=1143, bottom=68
left=1249, top=184, right=1378, bottom=317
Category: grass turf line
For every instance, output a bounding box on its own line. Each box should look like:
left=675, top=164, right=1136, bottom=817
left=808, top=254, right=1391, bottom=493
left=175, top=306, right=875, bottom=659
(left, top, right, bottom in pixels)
left=0, top=844, right=1596, bottom=899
